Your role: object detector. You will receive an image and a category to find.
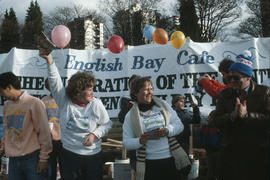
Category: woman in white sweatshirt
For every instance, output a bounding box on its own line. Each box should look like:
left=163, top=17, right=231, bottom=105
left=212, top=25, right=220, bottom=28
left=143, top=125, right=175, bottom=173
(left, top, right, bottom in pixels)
left=39, top=48, right=112, bottom=180
left=123, top=76, right=185, bottom=180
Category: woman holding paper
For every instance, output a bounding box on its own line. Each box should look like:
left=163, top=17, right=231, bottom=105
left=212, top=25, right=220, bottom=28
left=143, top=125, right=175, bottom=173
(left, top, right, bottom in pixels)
left=122, top=76, right=186, bottom=180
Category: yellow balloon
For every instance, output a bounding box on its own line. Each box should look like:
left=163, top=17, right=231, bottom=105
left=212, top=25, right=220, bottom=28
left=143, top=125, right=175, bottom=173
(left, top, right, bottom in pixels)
left=170, top=31, right=186, bottom=49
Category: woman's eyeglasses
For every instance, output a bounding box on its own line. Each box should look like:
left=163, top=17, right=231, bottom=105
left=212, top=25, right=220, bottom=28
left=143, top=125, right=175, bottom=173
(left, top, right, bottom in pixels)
left=143, top=87, right=154, bottom=92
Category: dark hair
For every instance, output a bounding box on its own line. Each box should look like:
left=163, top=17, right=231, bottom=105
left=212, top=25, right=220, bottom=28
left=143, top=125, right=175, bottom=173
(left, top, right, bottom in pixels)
left=66, top=71, right=96, bottom=100
left=208, top=110, right=216, bottom=121
left=45, top=78, right=50, bottom=90
left=171, top=94, right=185, bottom=108
left=218, top=58, right=234, bottom=73
left=0, top=72, right=21, bottom=90
left=128, top=74, right=141, bottom=88
left=130, top=76, right=152, bottom=101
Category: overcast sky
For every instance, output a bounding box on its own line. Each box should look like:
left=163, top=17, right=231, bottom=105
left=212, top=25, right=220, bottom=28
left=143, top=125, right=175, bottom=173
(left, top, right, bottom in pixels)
left=0, top=0, right=176, bottom=24
left=0, top=0, right=247, bottom=41
left=0, top=0, right=99, bottom=23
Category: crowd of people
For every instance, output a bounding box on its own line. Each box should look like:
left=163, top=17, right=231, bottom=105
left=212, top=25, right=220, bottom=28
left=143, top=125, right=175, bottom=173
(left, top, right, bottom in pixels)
left=0, top=45, right=269, bottom=180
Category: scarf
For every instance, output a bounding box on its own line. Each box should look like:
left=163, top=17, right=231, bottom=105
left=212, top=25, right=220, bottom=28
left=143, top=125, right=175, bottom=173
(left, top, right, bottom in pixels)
left=72, top=99, right=89, bottom=107
left=130, top=96, right=191, bottom=180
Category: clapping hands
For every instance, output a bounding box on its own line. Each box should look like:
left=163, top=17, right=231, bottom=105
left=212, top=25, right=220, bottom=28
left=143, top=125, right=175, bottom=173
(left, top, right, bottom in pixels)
left=232, top=97, right=247, bottom=120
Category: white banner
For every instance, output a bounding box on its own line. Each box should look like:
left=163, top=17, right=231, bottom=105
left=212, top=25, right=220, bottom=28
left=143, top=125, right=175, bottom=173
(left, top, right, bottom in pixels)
left=0, top=38, right=270, bottom=118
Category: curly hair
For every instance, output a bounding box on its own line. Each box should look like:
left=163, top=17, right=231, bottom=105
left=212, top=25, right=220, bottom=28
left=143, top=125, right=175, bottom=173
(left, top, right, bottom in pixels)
left=130, top=76, right=152, bottom=102
left=218, top=58, right=234, bottom=73
left=66, top=71, right=96, bottom=100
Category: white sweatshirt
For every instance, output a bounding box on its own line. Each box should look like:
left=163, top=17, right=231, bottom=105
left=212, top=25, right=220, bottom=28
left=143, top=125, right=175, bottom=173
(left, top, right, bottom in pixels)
left=123, top=100, right=183, bottom=160
left=47, top=62, right=112, bottom=155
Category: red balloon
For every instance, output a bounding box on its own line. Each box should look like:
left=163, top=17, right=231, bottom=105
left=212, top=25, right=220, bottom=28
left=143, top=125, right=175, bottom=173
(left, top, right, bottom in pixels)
left=107, top=35, right=124, bottom=54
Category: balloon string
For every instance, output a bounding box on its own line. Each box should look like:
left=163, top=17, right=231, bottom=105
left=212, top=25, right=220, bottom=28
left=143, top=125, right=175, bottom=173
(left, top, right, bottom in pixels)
left=60, top=48, right=65, bottom=59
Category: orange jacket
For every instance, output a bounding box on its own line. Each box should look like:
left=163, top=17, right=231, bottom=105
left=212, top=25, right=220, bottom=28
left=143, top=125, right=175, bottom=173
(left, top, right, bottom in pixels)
left=199, top=78, right=232, bottom=98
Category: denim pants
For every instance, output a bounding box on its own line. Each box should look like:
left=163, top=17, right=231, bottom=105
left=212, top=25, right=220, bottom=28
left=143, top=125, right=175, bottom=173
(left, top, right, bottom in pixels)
left=61, top=148, right=103, bottom=180
left=8, top=150, right=46, bottom=180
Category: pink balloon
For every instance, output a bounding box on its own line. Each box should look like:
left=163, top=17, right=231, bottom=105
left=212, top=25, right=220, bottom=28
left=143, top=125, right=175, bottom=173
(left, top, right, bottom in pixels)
left=51, top=25, right=71, bottom=48
left=107, top=35, right=124, bottom=54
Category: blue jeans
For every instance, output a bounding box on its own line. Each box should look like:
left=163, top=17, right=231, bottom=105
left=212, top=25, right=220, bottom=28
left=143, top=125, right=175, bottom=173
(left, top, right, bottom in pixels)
left=8, top=150, right=46, bottom=180
left=61, top=148, right=103, bottom=180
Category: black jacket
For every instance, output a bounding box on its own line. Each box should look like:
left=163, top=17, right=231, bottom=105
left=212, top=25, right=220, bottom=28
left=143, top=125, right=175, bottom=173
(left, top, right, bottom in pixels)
left=174, top=106, right=201, bottom=153
left=118, top=97, right=133, bottom=124
left=213, top=81, right=270, bottom=180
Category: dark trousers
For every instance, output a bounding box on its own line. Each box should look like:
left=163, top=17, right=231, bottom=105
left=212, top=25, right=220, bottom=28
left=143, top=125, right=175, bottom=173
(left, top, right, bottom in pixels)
left=8, top=150, right=46, bottom=180
left=127, top=150, right=136, bottom=170
left=218, top=147, right=268, bottom=180
left=145, top=157, right=177, bottom=180
left=61, top=148, right=103, bottom=180
left=206, top=150, right=220, bottom=180
left=48, top=140, right=63, bottom=180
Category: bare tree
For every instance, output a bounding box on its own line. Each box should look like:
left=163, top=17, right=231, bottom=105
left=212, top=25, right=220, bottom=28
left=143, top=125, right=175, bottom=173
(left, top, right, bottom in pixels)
left=238, top=0, right=270, bottom=38
left=98, top=0, right=165, bottom=45
left=238, top=0, right=262, bottom=38
left=193, top=0, right=241, bottom=42
left=178, top=0, right=201, bottom=41
left=261, top=0, right=270, bottom=37
left=0, top=0, right=2, bottom=21
left=0, top=13, right=3, bottom=37
left=43, top=4, right=104, bottom=36
left=43, top=7, right=75, bottom=31
left=99, top=0, right=161, bottom=17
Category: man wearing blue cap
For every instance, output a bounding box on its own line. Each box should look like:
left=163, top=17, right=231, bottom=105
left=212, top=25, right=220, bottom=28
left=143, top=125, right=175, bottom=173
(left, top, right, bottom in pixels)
left=213, top=50, right=270, bottom=180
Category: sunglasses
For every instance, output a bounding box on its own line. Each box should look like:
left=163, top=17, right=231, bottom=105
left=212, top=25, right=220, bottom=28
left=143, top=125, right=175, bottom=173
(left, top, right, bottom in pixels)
left=228, top=74, right=245, bottom=81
